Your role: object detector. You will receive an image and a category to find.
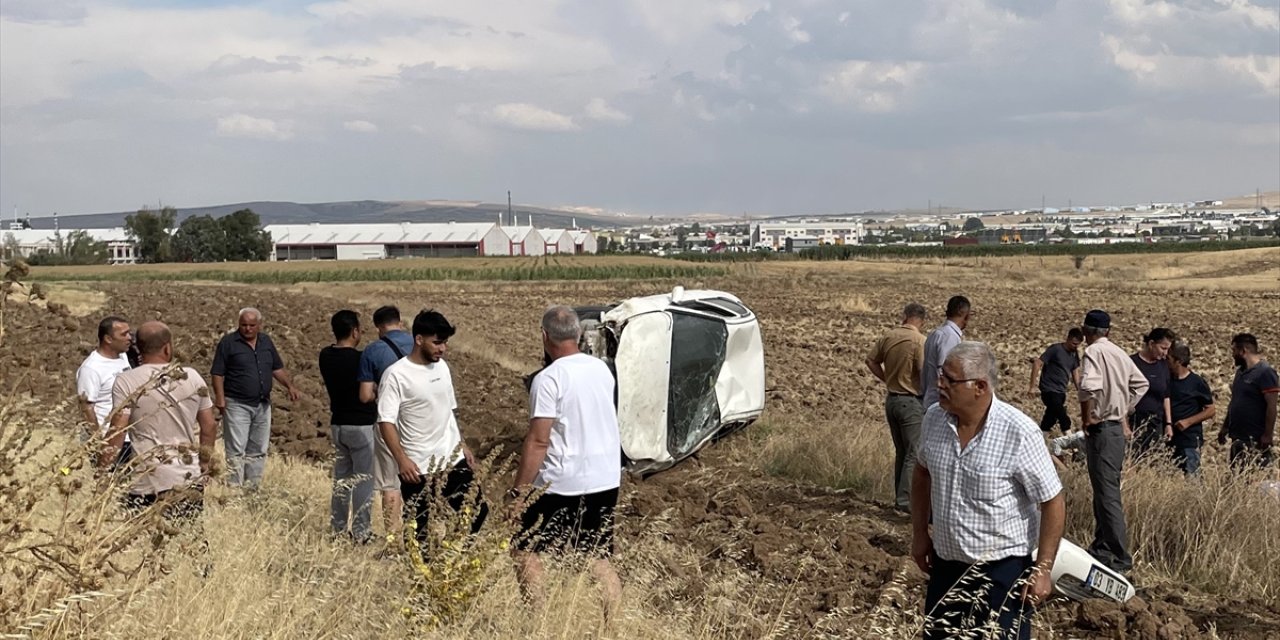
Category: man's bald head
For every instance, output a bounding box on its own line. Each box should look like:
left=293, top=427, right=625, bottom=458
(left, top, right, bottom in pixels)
left=135, top=321, right=172, bottom=356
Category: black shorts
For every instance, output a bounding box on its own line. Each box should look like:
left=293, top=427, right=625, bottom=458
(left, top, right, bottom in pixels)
left=517, top=487, right=618, bottom=556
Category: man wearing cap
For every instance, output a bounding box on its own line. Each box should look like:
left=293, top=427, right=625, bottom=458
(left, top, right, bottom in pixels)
left=1078, top=309, right=1148, bottom=574
left=865, top=301, right=927, bottom=512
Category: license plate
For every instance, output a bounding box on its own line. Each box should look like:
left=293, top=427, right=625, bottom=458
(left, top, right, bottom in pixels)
left=1085, top=566, right=1127, bottom=601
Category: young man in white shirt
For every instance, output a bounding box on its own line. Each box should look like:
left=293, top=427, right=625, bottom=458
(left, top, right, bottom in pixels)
left=76, top=315, right=133, bottom=469
left=376, top=310, right=486, bottom=546
left=510, top=305, right=623, bottom=622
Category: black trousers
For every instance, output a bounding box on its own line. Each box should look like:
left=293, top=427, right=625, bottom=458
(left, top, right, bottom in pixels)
left=400, top=461, right=489, bottom=545
left=1038, top=390, right=1071, bottom=433
left=924, top=554, right=1034, bottom=640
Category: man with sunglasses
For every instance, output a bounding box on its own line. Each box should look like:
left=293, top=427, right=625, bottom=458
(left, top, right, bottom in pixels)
left=1077, top=309, right=1148, bottom=574
left=911, top=342, right=1064, bottom=640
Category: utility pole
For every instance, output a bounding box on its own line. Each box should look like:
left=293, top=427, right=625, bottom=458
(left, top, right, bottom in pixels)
left=507, top=190, right=512, bottom=227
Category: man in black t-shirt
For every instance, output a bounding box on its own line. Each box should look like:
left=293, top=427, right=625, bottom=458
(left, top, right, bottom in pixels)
left=1165, top=343, right=1214, bottom=476
left=1130, top=328, right=1175, bottom=458
left=1219, top=333, right=1279, bottom=470
left=318, top=310, right=378, bottom=543
left=1029, top=328, right=1083, bottom=433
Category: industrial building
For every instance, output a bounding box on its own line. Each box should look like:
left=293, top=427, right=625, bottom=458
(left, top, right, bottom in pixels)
left=2, top=227, right=139, bottom=264
left=751, top=220, right=865, bottom=250
left=265, top=222, right=514, bottom=260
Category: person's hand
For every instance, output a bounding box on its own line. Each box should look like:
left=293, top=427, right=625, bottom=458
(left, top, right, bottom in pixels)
left=397, top=457, right=422, bottom=483
left=1164, top=424, right=1174, bottom=440
left=1172, top=420, right=1187, bottom=432
left=464, top=447, right=477, bottom=469
left=287, top=387, right=301, bottom=403
left=1122, top=418, right=1133, bottom=440
left=1021, top=564, right=1054, bottom=606
left=910, top=534, right=934, bottom=575
left=1217, top=430, right=1229, bottom=446
left=214, top=399, right=226, bottom=417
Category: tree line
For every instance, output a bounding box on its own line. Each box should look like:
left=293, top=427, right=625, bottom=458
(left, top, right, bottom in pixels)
left=125, top=206, right=272, bottom=263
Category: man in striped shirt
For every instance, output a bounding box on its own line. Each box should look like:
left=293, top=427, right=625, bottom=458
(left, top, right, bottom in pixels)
left=911, top=342, right=1065, bottom=640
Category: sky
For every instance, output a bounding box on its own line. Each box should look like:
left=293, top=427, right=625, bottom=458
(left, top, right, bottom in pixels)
left=1, top=0, right=1278, bottom=218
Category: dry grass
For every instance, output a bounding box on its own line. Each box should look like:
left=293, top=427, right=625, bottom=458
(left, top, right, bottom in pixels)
left=757, top=409, right=1280, bottom=602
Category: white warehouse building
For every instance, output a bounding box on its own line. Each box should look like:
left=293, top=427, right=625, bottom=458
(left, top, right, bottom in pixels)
left=266, top=222, right=514, bottom=260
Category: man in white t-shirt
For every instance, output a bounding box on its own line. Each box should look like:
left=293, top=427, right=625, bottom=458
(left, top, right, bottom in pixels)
left=76, top=315, right=133, bottom=469
left=510, top=305, right=622, bottom=621
left=376, top=310, right=487, bottom=547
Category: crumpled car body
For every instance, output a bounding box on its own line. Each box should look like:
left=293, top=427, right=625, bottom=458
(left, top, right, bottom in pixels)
left=573, top=286, right=766, bottom=475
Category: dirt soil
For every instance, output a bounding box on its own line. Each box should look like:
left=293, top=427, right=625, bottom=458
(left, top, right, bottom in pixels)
left=5, top=280, right=1278, bottom=639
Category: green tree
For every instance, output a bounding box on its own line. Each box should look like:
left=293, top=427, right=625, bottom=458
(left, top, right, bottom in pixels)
left=124, top=206, right=176, bottom=263
left=962, top=217, right=985, bottom=232
left=219, top=209, right=272, bottom=261
left=172, top=215, right=227, bottom=262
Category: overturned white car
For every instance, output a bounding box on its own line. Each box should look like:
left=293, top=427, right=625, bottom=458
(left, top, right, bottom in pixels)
left=1041, top=539, right=1135, bottom=603
left=571, top=287, right=766, bottom=475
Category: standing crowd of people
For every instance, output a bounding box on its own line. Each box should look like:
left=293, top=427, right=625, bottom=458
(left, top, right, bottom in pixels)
left=77, top=304, right=625, bottom=622
left=866, top=298, right=1277, bottom=639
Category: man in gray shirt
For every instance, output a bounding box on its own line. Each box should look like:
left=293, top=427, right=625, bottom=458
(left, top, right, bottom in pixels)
left=920, top=295, right=971, bottom=409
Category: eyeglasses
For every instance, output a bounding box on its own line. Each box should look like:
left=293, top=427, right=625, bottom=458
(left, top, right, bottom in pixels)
left=938, top=371, right=982, bottom=387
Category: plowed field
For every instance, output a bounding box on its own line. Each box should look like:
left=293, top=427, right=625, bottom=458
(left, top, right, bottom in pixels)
left=6, top=249, right=1279, bottom=639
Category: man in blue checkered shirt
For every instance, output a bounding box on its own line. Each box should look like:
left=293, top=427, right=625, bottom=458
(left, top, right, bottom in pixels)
left=911, top=341, right=1065, bottom=640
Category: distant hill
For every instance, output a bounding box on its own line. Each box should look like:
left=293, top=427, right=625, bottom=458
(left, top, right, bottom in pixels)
left=22, top=200, right=630, bottom=230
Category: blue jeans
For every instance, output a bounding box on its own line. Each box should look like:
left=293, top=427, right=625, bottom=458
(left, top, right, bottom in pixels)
left=222, top=399, right=271, bottom=487
left=330, top=424, right=376, bottom=541
left=924, top=554, right=1034, bottom=640
left=1171, top=445, right=1201, bottom=476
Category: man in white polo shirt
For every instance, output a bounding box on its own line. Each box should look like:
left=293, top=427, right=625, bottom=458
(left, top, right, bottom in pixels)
left=510, top=305, right=622, bottom=622
left=377, top=309, right=486, bottom=548
left=77, top=315, right=133, bottom=469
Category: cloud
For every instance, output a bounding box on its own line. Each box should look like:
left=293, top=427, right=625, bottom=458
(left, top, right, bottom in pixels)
left=1, top=0, right=1277, bottom=217
left=474, top=103, right=579, bottom=132
left=583, top=98, right=631, bottom=123
left=207, top=54, right=303, bottom=76
left=215, top=114, right=295, bottom=141
left=0, top=0, right=85, bottom=25
left=342, top=119, right=378, bottom=133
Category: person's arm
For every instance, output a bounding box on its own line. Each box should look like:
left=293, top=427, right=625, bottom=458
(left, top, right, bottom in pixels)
left=1163, top=396, right=1174, bottom=441
left=1176, top=404, right=1215, bottom=431
left=1077, top=349, right=1101, bottom=429
left=196, top=406, right=216, bottom=477
left=211, top=375, right=226, bottom=415
left=865, top=338, right=886, bottom=383
left=1263, top=392, right=1278, bottom=449
left=909, top=463, right=933, bottom=575
left=76, top=369, right=101, bottom=433
left=865, top=357, right=886, bottom=383
left=1028, top=359, right=1043, bottom=395
left=512, top=418, right=553, bottom=489
left=375, top=373, right=419, bottom=482
left=359, top=381, right=377, bottom=405
left=272, top=368, right=300, bottom=402
left=100, top=408, right=128, bottom=470
left=1023, top=493, right=1065, bottom=604
left=378, top=421, right=420, bottom=482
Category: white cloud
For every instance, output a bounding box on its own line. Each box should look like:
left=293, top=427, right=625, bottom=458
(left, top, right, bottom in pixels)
left=819, top=61, right=925, bottom=113
left=215, top=113, right=294, bottom=140
left=583, top=98, right=631, bottom=123
left=342, top=119, right=378, bottom=133
left=478, top=103, right=579, bottom=132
